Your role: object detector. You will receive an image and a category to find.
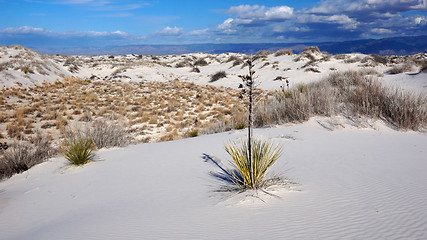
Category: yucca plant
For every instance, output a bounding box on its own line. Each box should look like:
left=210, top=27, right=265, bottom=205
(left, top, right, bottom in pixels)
left=62, top=138, right=96, bottom=165
left=225, top=138, right=283, bottom=189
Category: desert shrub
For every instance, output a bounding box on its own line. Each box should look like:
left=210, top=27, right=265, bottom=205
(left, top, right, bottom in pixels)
left=386, top=63, right=413, bottom=74
left=260, top=62, right=270, bottom=68
left=232, top=59, right=244, bottom=67
left=62, top=138, right=95, bottom=165
left=187, top=129, right=199, bottom=137
left=274, top=49, right=292, bottom=56
left=63, top=118, right=129, bottom=149
left=256, top=50, right=273, bottom=57
left=194, top=58, right=208, bottom=66
left=226, top=55, right=239, bottom=62
left=234, top=122, right=246, bottom=130
left=222, top=138, right=283, bottom=190
left=370, top=54, right=388, bottom=65
left=6, top=122, right=24, bottom=139
left=304, top=67, right=320, bottom=73
left=344, top=56, right=362, bottom=63
left=175, top=60, right=191, bottom=68
left=210, top=71, right=227, bottom=82
left=254, top=71, right=427, bottom=130
left=0, top=132, right=54, bottom=179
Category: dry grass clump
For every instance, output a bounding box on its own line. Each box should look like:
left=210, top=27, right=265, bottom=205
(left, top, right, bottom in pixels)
left=0, top=76, right=243, bottom=144
left=0, top=132, right=55, bottom=179
left=210, top=71, right=227, bottom=82
left=255, top=71, right=427, bottom=131
left=274, top=49, right=293, bottom=57
left=63, top=118, right=129, bottom=149
left=386, top=63, right=414, bottom=74
left=194, top=58, right=208, bottom=66
left=370, top=54, right=388, bottom=65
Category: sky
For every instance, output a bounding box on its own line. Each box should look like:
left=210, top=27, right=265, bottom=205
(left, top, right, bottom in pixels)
left=0, top=0, right=427, bottom=48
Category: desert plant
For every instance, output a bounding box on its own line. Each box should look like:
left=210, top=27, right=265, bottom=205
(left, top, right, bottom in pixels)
left=274, top=49, right=292, bottom=56
left=63, top=118, right=129, bottom=149
left=254, top=71, right=427, bottom=131
left=0, top=132, right=54, bottom=179
left=194, top=58, right=208, bottom=66
left=62, top=138, right=95, bottom=165
left=224, top=138, right=283, bottom=189
left=187, top=129, right=199, bottom=137
left=234, top=122, right=246, bottom=130
left=386, top=63, right=413, bottom=74
left=210, top=71, right=227, bottom=82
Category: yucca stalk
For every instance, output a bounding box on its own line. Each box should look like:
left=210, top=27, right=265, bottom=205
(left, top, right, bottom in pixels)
left=225, top=138, right=283, bottom=189
left=239, top=58, right=256, bottom=188
left=62, top=138, right=96, bottom=165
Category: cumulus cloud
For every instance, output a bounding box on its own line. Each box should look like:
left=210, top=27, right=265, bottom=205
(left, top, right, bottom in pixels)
left=158, top=26, right=183, bottom=35
left=227, top=4, right=294, bottom=22
left=308, top=0, right=427, bottom=15
left=371, top=28, right=394, bottom=34
left=0, top=26, right=134, bottom=47
left=0, top=26, right=52, bottom=34
left=216, top=18, right=236, bottom=34
left=297, top=14, right=359, bottom=29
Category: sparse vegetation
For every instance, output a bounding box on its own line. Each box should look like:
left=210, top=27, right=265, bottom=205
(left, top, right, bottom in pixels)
left=210, top=71, right=227, bottom=82
left=386, top=63, right=413, bottom=74
left=274, top=49, right=292, bottom=57
left=255, top=71, right=427, bottom=131
left=62, top=138, right=96, bottom=165
left=187, top=129, right=199, bottom=138
left=223, top=138, right=283, bottom=190
left=0, top=132, right=54, bottom=179
left=64, top=118, right=129, bottom=149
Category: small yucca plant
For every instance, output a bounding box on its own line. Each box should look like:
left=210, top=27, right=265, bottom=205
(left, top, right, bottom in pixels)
left=225, top=138, right=283, bottom=189
left=62, top=138, right=96, bottom=165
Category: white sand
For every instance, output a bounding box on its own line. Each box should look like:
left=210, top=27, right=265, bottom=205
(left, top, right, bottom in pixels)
left=1, top=46, right=427, bottom=239
left=1, top=119, right=426, bottom=239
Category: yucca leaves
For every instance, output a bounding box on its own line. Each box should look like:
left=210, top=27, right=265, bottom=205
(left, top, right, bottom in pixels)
left=62, top=138, right=96, bottom=165
left=225, top=138, right=283, bottom=189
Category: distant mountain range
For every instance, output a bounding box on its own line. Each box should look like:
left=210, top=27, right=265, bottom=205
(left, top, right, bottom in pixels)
left=32, top=35, right=427, bottom=56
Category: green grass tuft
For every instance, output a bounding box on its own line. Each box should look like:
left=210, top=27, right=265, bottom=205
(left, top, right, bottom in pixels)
left=224, top=138, right=283, bottom=189
left=187, top=129, right=199, bottom=137
left=62, top=138, right=96, bottom=165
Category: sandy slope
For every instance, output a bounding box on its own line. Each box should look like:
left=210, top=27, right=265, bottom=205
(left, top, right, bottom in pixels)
left=1, top=119, right=426, bottom=239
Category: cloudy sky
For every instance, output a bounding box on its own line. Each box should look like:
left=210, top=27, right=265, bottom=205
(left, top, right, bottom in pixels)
left=1, top=0, right=426, bottom=48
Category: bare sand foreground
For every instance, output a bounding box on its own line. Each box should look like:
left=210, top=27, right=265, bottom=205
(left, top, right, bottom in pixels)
left=1, top=119, right=426, bottom=239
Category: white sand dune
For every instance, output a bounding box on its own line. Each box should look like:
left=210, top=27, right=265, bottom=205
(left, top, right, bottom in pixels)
left=1, top=119, right=426, bottom=239
left=2, top=46, right=426, bottom=95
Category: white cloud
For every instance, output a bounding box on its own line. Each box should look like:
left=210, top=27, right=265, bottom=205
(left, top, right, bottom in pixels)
left=158, top=26, right=183, bottom=35
left=371, top=28, right=394, bottom=34
left=307, top=0, right=427, bottom=15
left=414, top=16, right=426, bottom=24
left=289, top=26, right=310, bottom=32
left=0, top=26, right=130, bottom=38
left=1, top=26, right=52, bottom=34
left=187, top=28, right=210, bottom=36
left=226, top=5, right=293, bottom=21
left=217, top=18, right=236, bottom=34
left=265, top=6, right=294, bottom=20
left=297, top=14, right=359, bottom=29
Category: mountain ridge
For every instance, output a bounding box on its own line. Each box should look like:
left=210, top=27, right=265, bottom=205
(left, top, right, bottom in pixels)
left=21, top=35, right=427, bottom=56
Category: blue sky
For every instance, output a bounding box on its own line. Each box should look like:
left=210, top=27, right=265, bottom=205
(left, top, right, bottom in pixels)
left=0, top=0, right=426, bottom=48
